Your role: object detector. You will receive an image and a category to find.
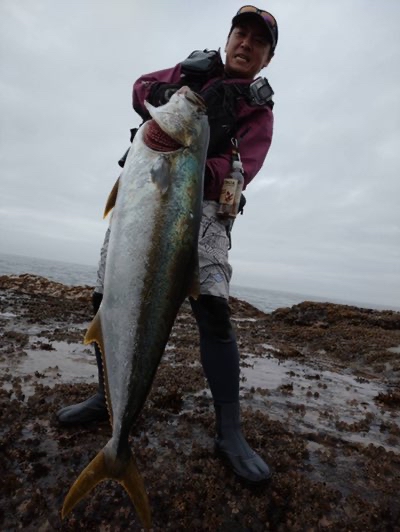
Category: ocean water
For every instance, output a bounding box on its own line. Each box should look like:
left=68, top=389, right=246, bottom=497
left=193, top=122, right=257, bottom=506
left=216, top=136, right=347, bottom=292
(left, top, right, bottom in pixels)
left=0, top=253, right=98, bottom=287
left=0, top=252, right=395, bottom=314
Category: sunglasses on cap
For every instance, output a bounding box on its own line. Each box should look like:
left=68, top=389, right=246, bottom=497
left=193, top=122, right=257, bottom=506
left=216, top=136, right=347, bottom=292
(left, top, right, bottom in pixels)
left=235, top=5, right=278, bottom=48
left=237, top=5, right=277, bottom=28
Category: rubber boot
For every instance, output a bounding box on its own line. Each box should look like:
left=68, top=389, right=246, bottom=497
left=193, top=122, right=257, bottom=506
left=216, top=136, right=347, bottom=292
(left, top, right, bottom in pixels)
left=190, top=295, right=271, bottom=484
left=56, top=292, right=108, bottom=425
left=214, top=401, right=271, bottom=484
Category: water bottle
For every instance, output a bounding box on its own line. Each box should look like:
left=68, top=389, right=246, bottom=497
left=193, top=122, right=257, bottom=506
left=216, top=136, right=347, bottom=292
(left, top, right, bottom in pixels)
left=229, top=160, right=244, bottom=218
left=217, top=160, right=244, bottom=218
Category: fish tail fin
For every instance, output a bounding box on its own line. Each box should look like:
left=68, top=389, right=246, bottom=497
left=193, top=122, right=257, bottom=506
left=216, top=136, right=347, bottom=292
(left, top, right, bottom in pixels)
left=119, top=449, right=152, bottom=529
left=61, top=449, right=107, bottom=519
left=62, top=446, right=152, bottom=529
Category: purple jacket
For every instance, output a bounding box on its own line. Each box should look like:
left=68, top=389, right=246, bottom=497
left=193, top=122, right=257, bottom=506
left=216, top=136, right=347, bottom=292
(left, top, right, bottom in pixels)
left=132, top=63, right=274, bottom=201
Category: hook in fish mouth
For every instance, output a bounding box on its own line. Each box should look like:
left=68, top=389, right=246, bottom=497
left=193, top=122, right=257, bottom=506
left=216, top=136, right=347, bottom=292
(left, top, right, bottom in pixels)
left=177, top=86, right=207, bottom=113
left=185, top=92, right=207, bottom=113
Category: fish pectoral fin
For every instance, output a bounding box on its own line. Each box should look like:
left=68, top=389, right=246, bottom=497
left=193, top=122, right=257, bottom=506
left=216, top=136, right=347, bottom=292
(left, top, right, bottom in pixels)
left=103, top=176, right=121, bottom=218
left=150, top=156, right=170, bottom=195
left=62, top=445, right=152, bottom=530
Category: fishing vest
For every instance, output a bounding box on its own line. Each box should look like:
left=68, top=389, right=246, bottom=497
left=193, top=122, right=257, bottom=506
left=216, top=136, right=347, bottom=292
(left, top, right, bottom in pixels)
left=180, top=49, right=274, bottom=157
left=119, top=50, right=274, bottom=167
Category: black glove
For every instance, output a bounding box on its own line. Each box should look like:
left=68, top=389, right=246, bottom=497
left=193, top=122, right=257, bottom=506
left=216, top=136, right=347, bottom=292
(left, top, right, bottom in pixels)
left=118, top=128, right=139, bottom=168
left=149, top=83, right=181, bottom=107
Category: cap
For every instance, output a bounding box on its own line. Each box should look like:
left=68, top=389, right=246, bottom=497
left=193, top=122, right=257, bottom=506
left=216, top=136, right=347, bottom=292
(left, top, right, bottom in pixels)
left=231, top=6, right=278, bottom=51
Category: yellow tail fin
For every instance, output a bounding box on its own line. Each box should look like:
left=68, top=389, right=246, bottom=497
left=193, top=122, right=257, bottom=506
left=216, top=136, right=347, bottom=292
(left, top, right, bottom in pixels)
left=62, top=445, right=152, bottom=529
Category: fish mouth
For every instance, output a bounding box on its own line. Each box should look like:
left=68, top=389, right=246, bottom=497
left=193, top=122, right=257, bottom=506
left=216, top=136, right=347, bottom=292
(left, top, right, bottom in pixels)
left=143, top=88, right=207, bottom=152
left=177, top=87, right=207, bottom=113
left=142, top=120, right=183, bottom=152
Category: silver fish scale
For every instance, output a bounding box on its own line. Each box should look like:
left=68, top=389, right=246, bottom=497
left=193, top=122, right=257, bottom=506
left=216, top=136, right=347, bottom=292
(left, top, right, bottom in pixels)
left=98, top=106, right=209, bottom=449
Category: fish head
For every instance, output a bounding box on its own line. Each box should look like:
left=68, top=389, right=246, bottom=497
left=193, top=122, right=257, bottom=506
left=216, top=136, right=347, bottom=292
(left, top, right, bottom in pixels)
left=144, top=86, right=208, bottom=149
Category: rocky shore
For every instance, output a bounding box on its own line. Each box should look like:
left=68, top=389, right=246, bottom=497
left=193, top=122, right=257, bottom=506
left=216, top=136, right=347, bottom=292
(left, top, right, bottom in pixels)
left=1, top=274, right=399, bottom=531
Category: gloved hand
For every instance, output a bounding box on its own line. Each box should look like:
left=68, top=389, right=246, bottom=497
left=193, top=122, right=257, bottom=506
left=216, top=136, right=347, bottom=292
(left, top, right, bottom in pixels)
left=149, top=83, right=181, bottom=107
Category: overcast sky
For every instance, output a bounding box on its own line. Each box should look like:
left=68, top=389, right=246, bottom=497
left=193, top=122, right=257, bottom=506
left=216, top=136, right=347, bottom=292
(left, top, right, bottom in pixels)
left=1, top=0, right=399, bottom=308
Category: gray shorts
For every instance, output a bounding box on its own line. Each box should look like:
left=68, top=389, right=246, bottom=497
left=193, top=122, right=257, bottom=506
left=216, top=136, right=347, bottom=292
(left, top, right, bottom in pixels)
left=95, top=200, right=232, bottom=300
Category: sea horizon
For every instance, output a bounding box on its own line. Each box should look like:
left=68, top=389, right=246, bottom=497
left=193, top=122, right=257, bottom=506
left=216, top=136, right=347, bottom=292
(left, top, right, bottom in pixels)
left=0, top=251, right=398, bottom=314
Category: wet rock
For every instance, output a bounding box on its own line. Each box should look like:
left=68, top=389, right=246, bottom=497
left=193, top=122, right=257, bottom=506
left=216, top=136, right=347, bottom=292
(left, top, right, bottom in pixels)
left=0, top=274, right=399, bottom=530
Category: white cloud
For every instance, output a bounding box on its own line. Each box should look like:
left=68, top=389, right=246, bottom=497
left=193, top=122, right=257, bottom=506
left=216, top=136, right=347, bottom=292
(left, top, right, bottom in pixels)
left=0, top=0, right=399, bottom=308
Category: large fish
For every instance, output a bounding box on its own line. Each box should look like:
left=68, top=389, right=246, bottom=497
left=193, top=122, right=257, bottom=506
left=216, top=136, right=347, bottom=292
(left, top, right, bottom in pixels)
left=61, top=87, right=209, bottom=528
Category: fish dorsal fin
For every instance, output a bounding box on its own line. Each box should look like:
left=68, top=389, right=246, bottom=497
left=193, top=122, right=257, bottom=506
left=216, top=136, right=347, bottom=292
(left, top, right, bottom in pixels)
left=103, top=176, right=120, bottom=218
left=150, top=156, right=170, bottom=195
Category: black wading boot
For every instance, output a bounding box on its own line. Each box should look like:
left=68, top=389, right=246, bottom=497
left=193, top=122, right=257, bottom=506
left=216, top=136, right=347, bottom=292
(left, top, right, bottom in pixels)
left=214, top=401, right=271, bottom=484
left=190, top=295, right=271, bottom=484
left=57, top=292, right=108, bottom=426
left=56, top=345, right=108, bottom=425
